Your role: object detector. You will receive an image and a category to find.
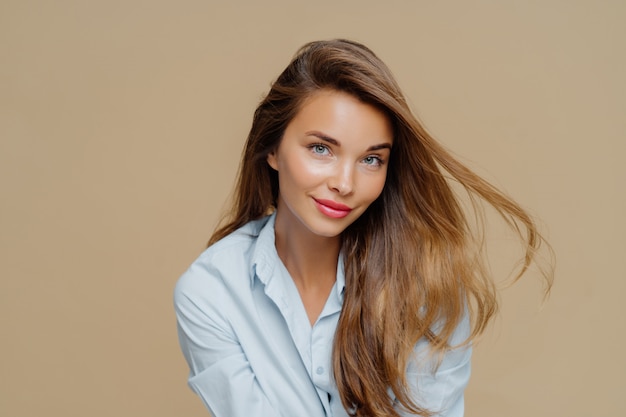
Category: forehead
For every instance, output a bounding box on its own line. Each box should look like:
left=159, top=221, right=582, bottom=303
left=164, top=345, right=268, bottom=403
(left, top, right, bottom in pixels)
left=286, top=90, right=393, bottom=145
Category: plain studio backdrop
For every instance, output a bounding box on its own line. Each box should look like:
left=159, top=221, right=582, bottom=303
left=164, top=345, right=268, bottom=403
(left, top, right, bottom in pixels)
left=1, top=1, right=624, bottom=416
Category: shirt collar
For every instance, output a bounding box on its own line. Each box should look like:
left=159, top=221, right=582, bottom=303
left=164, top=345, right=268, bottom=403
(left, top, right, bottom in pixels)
left=250, top=212, right=279, bottom=287
left=335, top=253, right=346, bottom=303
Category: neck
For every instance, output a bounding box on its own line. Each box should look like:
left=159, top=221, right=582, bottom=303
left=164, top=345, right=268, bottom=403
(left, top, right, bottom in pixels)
left=273, top=204, right=342, bottom=326
left=273, top=212, right=340, bottom=290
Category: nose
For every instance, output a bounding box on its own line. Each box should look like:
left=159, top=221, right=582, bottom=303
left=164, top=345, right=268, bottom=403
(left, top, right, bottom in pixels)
left=328, top=162, right=354, bottom=196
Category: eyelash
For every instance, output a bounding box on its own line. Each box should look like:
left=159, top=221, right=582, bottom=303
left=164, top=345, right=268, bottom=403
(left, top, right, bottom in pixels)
left=363, top=155, right=384, bottom=167
left=309, top=144, right=330, bottom=155
left=307, top=143, right=385, bottom=167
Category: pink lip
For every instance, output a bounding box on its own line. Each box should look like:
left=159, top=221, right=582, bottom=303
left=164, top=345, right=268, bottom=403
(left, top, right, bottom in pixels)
left=313, top=198, right=352, bottom=219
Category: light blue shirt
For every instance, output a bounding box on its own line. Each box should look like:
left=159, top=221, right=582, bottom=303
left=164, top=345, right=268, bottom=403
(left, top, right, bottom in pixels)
left=174, top=213, right=471, bottom=416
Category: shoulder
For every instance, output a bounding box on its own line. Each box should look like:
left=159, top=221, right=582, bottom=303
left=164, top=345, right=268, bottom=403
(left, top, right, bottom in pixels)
left=409, top=312, right=472, bottom=376
left=174, top=216, right=272, bottom=310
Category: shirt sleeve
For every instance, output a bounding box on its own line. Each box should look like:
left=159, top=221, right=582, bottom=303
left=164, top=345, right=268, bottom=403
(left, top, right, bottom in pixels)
left=174, top=268, right=282, bottom=417
left=399, top=313, right=472, bottom=417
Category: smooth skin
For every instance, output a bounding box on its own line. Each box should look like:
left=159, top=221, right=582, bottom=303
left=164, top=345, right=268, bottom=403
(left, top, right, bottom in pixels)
left=267, top=89, right=393, bottom=325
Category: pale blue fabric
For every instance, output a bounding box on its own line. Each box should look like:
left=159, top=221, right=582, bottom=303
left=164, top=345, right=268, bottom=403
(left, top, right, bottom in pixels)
left=174, top=213, right=472, bottom=417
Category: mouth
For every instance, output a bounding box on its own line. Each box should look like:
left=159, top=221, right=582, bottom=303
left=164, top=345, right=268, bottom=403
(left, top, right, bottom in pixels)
left=313, top=198, right=352, bottom=219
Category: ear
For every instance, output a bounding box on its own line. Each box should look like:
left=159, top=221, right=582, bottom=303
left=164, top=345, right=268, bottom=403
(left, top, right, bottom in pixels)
left=267, top=151, right=279, bottom=171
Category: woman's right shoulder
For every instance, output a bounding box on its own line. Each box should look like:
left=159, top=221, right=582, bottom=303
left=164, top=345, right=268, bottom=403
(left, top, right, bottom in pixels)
left=174, top=216, right=272, bottom=301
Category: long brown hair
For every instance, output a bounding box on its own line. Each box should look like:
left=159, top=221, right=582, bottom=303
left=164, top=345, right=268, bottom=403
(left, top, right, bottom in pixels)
left=210, top=39, right=553, bottom=417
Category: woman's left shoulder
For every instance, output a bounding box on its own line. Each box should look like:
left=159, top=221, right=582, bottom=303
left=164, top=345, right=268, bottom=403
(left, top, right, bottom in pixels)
left=409, top=312, right=472, bottom=376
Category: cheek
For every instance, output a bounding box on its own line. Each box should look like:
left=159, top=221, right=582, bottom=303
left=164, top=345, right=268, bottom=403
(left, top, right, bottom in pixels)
left=280, top=157, right=322, bottom=189
left=366, top=172, right=388, bottom=201
left=372, top=180, right=387, bottom=201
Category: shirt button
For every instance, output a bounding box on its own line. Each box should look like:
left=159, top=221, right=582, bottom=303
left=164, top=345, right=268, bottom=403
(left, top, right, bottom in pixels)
left=316, top=366, right=324, bottom=375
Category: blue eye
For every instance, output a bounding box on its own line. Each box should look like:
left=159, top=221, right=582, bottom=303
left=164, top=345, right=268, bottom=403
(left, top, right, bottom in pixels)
left=310, top=144, right=330, bottom=155
left=363, top=156, right=383, bottom=166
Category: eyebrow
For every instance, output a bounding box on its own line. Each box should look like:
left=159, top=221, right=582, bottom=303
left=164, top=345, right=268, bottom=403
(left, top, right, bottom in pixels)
left=305, top=131, right=392, bottom=151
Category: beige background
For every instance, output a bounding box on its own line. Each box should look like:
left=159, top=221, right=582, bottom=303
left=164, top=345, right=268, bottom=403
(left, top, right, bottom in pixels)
left=1, top=1, right=624, bottom=416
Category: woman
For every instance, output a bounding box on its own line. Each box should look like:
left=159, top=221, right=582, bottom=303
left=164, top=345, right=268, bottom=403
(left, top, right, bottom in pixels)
left=174, top=39, right=552, bottom=417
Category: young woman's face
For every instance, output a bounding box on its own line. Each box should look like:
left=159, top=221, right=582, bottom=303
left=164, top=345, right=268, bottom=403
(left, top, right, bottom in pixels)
left=267, top=89, right=393, bottom=238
